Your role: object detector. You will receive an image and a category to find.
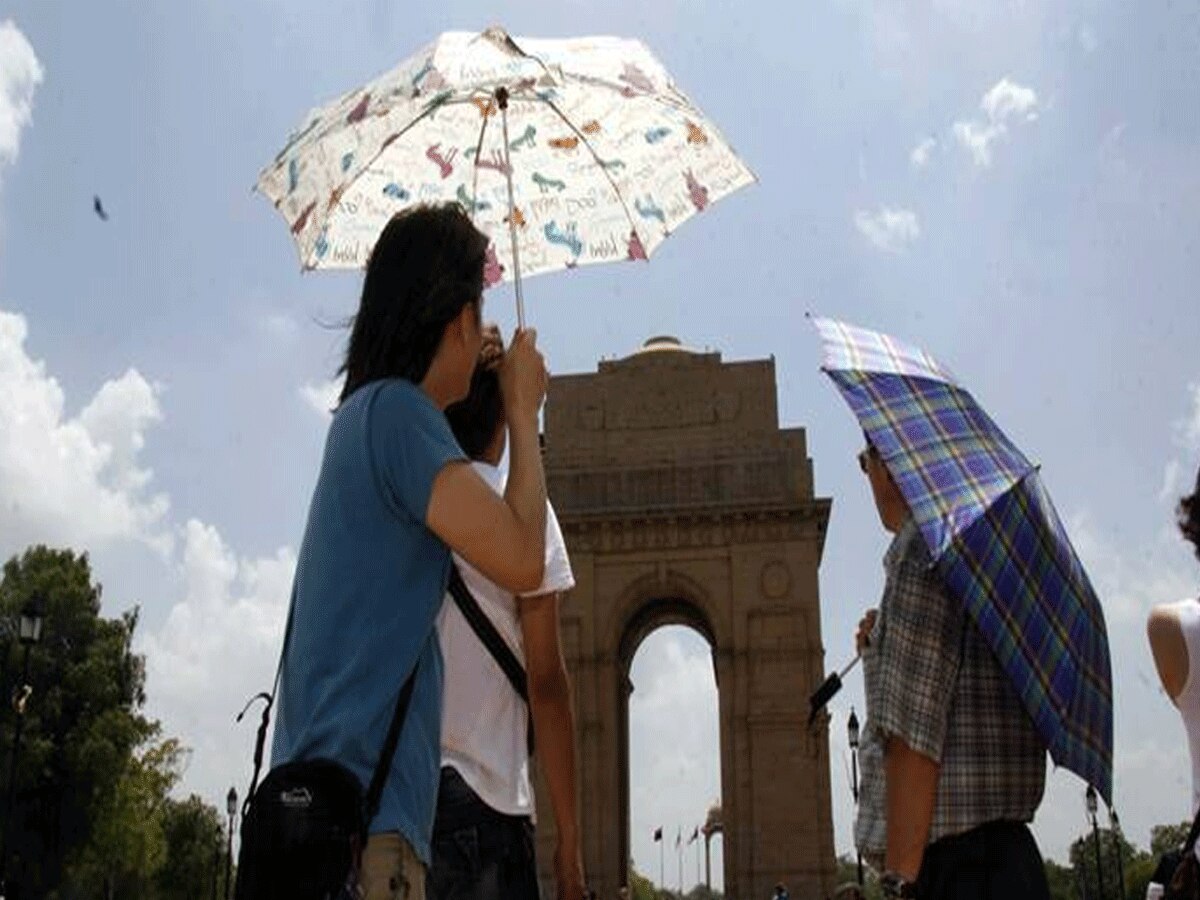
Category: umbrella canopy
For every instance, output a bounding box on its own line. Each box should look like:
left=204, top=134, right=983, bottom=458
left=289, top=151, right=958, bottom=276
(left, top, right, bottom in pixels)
left=811, top=316, right=1114, bottom=801
left=256, top=27, right=754, bottom=296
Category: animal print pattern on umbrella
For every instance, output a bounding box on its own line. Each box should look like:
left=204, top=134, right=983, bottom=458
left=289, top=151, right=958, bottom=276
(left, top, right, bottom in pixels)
left=256, top=28, right=756, bottom=277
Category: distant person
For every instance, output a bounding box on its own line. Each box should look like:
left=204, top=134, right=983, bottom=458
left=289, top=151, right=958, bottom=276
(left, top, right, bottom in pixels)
left=1147, top=462, right=1200, bottom=896
left=852, top=435, right=1050, bottom=900
left=773, top=882, right=790, bottom=900
left=269, top=204, right=551, bottom=900
left=430, top=327, right=586, bottom=900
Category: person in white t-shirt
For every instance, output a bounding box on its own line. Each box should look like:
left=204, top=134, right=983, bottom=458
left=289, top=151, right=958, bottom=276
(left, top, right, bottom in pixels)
left=1147, top=461, right=1200, bottom=897
left=430, top=327, right=586, bottom=900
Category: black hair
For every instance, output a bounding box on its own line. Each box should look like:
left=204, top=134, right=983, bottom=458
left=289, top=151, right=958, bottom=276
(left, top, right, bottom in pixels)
left=338, top=203, right=488, bottom=403
left=1179, top=463, right=1200, bottom=563
left=445, top=349, right=504, bottom=460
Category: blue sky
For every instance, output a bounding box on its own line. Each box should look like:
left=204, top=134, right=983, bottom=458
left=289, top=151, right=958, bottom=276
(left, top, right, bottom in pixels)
left=1, top=0, right=1198, bottom=889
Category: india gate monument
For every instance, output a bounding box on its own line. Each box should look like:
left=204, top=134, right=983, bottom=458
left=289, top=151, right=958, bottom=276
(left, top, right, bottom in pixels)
left=532, top=336, right=837, bottom=899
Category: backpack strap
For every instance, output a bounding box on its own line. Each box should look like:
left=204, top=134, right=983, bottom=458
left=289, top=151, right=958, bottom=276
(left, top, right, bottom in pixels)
left=447, top=564, right=535, bottom=757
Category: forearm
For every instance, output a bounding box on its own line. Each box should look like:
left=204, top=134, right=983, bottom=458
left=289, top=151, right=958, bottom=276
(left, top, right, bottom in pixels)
left=884, top=737, right=940, bottom=880
left=503, top=421, right=548, bottom=576
left=530, top=672, right=581, bottom=849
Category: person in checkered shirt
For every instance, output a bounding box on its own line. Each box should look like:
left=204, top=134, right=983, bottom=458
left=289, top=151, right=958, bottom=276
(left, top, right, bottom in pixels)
left=851, top=436, right=1050, bottom=900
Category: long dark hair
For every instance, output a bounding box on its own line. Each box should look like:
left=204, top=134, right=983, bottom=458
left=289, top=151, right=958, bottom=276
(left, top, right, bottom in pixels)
left=1180, top=463, right=1200, bottom=563
left=338, top=204, right=488, bottom=403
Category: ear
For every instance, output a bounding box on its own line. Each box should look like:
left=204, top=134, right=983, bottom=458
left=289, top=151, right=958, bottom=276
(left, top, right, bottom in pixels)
left=450, top=302, right=476, bottom=346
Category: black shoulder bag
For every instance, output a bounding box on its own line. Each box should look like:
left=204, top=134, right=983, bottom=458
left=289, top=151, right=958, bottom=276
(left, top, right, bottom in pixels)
left=446, top=564, right=534, bottom=757
left=233, top=595, right=420, bottom=900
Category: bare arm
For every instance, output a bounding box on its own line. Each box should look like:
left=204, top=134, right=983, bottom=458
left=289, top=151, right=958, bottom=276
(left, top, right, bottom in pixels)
left=520, top=591, right=586, bottom=900
left=884, top=737, right=940, bottom=880
left=427, top=459, right=546, bottom=593
left=1148, top=605, right=1188, bottom=702
left=427, top=329, right=548, bottom=593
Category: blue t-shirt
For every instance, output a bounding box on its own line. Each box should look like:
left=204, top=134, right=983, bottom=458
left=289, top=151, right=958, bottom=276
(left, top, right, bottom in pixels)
left=271, top=378, right=464, bottom=864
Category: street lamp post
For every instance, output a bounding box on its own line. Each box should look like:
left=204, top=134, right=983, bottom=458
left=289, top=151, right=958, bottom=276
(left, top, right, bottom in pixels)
left=225, top=787, right=238, bottom=900
left=1086, top=785, right=1106, bottom=900
left=1109, top=806, right=1125, bottom=900
left=0, top=597, right=44, bottom=899
left=847, top=708, right=863, bottom=887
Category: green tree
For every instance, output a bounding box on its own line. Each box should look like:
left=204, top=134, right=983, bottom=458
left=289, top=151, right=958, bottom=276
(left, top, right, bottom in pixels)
left=1043, top=858, right=1078, bottom=900
left=0, top=547, right=183, bottom=897
left=155, top=794, right=227, bottom=900
left=1152, top=821, right=1194, bottom=857
left=62, top=734, right=185, bottom=896
left=1068, top=827, right=1156, bottom=900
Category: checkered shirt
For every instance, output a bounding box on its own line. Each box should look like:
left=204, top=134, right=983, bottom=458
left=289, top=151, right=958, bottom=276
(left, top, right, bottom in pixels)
left=854, top=518, right=1047, bottom=869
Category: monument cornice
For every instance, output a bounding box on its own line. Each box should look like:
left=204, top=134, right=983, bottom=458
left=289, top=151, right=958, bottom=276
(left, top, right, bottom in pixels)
left=558, top=498, right=832, bottom=555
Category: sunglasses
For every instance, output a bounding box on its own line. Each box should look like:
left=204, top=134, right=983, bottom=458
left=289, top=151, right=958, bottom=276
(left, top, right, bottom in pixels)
left=857, top=446, right=879, bottom=473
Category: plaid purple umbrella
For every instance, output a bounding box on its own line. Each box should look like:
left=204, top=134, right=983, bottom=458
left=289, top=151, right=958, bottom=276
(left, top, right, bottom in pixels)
left=812, top=316, right=1113, bottom=801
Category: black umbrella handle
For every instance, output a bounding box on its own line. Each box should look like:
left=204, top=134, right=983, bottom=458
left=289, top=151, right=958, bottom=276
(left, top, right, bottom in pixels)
left=807, top=655, right=863, bottom=727
left=807, top=673, right=843, bottom=727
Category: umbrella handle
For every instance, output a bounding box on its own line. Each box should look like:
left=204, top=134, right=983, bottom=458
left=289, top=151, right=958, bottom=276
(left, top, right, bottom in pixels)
left=839, top=653, right=862, bottom=680
left=495, top=88, right=526, bottom=330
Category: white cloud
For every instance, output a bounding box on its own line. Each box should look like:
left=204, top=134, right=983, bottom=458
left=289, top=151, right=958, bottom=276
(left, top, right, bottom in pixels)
left=854, top=206, right=921, bottom=254
left=258, top=311, right=301, bottom=345
left=139, top=521, right=295, bottom=803
left=0, top=20, right=42, bottom=173
left=1079, top=25, right=1100, bottom=54
left=1177, top=382, right=1200, bottom=447
left=953, top=77, right=1039, bottom=167
left=0, top=312, right=291, bottom=810
left=910, top=137, right=937, bottom=168
left=300, top=377, right=340, bottom=417
left=1044, top=381, right=1200, bottom=857
left=0, top=309, right=171, bottom=557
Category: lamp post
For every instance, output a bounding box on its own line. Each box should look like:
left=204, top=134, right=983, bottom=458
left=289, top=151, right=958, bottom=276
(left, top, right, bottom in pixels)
left=0, top=596, right=44, bottom=899
left=1108, top=806, right=1125, bottom=900
left=1086, top=785, right=1106, bottom=900
left=847, top=708, right=863, bottom=887
left=225, top=787, right=238, bottom=900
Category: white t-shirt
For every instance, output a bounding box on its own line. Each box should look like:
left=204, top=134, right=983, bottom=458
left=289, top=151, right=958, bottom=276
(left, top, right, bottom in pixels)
left=437, top=460, right=575, bottom=818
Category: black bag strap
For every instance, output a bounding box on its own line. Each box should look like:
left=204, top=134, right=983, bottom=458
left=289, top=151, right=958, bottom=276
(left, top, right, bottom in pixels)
left=1184, top=802, right=1200, bottom=855
left=238, top=582, right=421, bottom=828
left=447, top=564, right=535, bottom=757
left=235, top=585, right=299, bottom=816
left=364, top=660, right=419, bottom=824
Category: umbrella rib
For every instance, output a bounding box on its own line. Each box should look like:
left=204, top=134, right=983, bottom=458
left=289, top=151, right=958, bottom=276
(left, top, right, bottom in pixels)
left=527, top=93, right=650, bottom=259
left=294, top=96, right=453, bottom=269
left=466, top=92, right=494, bottom=221
left=506, top=89, right=652, bottom=254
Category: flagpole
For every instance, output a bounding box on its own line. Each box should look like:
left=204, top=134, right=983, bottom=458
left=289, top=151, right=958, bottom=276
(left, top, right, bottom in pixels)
left=660, top=838, right=664, bottom=895
left=678, top=827, right=683, bottom=898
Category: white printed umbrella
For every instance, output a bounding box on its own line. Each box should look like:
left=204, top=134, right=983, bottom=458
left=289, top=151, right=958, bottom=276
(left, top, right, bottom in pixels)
left=256, top=27, right=756, bottom=326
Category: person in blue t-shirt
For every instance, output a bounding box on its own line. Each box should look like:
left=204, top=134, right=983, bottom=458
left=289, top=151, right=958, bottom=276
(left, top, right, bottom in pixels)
left=271, top=203, right=551, bottom=900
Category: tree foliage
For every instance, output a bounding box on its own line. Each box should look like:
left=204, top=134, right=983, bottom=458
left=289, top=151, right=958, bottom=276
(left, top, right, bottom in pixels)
left=0, top=546, right=227, bottom=899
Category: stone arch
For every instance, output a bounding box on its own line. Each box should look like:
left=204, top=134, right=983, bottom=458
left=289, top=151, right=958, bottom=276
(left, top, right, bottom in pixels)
left=611, top=570, right=719, bottom=665
left=536, top=340, right=836, bottom=899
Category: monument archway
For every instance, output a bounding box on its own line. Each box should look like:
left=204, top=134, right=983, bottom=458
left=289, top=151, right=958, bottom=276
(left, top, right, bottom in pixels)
left=534, top=338, right=837, bottom=900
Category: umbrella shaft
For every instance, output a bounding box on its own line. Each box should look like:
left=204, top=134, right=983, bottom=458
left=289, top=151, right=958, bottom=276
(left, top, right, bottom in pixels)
left=497, top=95, right=526, bottom=329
